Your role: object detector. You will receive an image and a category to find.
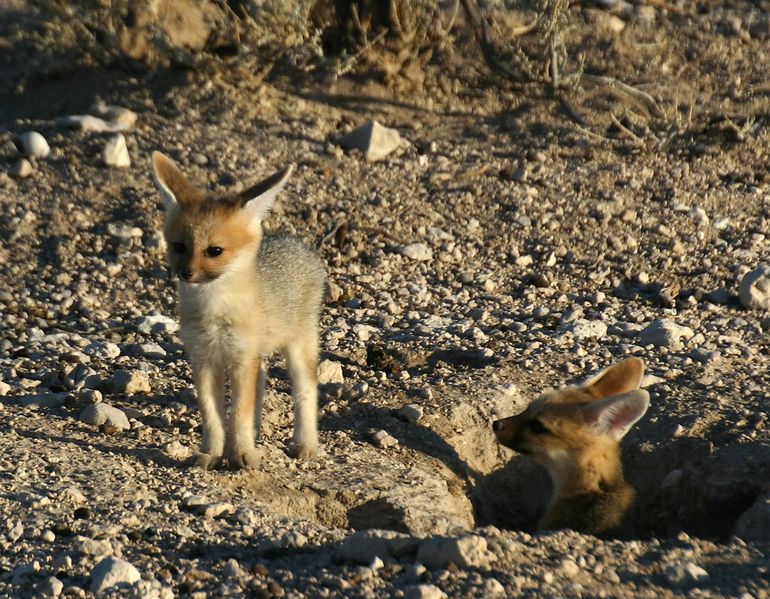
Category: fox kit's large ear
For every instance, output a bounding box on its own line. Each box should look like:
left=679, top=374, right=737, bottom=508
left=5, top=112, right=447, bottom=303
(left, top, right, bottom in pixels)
left=151, top=151, right=198, bottom=209
left=239, top=164, right=294, bottom=225
left=583, top=357, right=644, bottom=399
left=582, top=390, right=650, bottom=440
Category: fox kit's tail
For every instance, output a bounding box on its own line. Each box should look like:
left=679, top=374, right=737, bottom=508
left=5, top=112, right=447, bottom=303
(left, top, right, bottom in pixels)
left=493, top=358, right=650, bottom=533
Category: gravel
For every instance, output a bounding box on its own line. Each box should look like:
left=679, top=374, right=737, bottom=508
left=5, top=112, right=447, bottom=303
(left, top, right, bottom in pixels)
left=1, top=4, right=769, bottom=596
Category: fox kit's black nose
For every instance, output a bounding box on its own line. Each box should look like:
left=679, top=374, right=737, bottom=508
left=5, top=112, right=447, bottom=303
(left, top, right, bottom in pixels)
left=179, top=268, right=193, bottom=281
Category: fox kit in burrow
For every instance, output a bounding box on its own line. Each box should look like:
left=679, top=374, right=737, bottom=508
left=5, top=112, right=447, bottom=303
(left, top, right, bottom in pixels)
left=493, top=357, right=650, bottom=534
left=151, top=152, right=326, bottom=470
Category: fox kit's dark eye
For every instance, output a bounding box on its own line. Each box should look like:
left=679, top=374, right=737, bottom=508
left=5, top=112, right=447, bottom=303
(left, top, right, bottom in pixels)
left=205, top=246, right=223, bottom=257
left=528, top=420, right=549, bottom=435
left=173, top=242, right=186, bottom=254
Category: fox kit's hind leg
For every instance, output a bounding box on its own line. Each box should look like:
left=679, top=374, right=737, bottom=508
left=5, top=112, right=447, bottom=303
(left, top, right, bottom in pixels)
left=285, top=335, right=319, bottom=460
left=191, top=361, right=226, bottom=470
left=226, top=354, right=262, bottom=468
left=254, top=362, right=266, bottom=440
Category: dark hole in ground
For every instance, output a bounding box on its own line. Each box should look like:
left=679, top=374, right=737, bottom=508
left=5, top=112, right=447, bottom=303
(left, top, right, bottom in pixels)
left=470, top=437, right=769, bottom=541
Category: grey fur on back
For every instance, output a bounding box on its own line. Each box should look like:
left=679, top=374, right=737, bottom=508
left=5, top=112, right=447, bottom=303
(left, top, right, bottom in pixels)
left=257, top=234, right=326, bottom=327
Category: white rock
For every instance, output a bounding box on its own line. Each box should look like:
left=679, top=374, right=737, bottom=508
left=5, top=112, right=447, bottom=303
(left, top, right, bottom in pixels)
left=399, top=243, right=433, bottom=261
left=79, top=403, right=130, bottom=430
left=110, top=369, right=151, bottom=394
left=84, top=341, right=121, bottom=359
left=137, top=313, right=179, bottom=334
left=318, top=359, right=344, bottom=384
left=398, top=404, right=424, bottom=423
left=164, top=441, right=191, bottom=460
left=40, top=529, right=55, bottom=543
left=404, top=585, right=447, bottom=599
left=76, top=535, right=113, bottom=557
left=91, top=101, right=138, bottom=129
left=641, top=374, right=665, bottom=387
left=481, top=578, right=506, bottom=597
left=107, top=222, right=143, bottom=240
left=103, top=133, right=131, bottom=168
left=353, top=324, right=378, bottom=341
left=90, top=557, right=140, bottom=593
left=7, top=522, right=23, bottom=541
left=18, top=131, right=50, bottom=158
left=664, top=561, right=709, bottom=586
left=181, top=496, right=235, bottom=518
left=0, top=380, right=9, bottom=396
left=561, top=558, right=580, bottom=577
left=368, top=428, right=399, bottom=449
left=739, top=264, right=770, bottom=311
left=37, top=576, right=64, bottom=597
left=339, top=120, right=404, bottom=161
left=417, top=535, right=494, bottom=569
left=570, top=318, right=608, bottom=340
left=515, top=255, right=534, bottom=267
left=638, top=319, right=694, bottom=349
left=10, top=158, right=33, bottom=178
left=690, top=206, right=709, bottom=225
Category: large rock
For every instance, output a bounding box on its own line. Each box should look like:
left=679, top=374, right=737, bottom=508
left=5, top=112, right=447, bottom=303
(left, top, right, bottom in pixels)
left=339, top=121, right=404, bottom=162
left=17, top=131, right=50, bottom=159
left=638, top=319, right=694, bottom=350
left=318, top=360, right=344, bottom=385
left=417, top=535, right=495, bottom=570
left=739, top=264, right=770, bottom=311
left=79, top=403, right=130, bottom=430
left=110, top=370, right=151, bottom=394
left=118, top=0, right=226, bottom=64
left=90, top=557, right=140, bottom=594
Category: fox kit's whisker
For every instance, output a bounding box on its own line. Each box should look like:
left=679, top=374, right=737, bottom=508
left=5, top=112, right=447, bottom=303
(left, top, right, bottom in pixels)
left=493, top=357, right=650, bottom=534
left=151, top=152, right=326, bottom=469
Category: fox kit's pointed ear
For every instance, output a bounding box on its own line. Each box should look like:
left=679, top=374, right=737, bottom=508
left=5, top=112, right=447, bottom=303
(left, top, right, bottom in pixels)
left=583, top=357, right=644, bottom=400
left=582, top=390, right=650, bottom=440
left=151, top=151, right=197, bottom=209
left=239, top=164, right=295, bottom=225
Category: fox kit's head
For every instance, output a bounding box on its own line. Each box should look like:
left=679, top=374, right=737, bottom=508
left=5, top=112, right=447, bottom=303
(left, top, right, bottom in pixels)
left=150, top=151, right=294, bottom=284
left=493, top=358, right=650, bottom=489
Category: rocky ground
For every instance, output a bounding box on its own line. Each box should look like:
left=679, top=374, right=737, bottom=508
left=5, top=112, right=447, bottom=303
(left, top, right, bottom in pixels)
left=1, top=0, right=769, bottom=597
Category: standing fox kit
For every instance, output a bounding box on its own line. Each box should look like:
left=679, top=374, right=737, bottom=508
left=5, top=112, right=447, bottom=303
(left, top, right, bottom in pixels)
left=493, top=358, right=650, bottom=534
left=151, top=152, right=326, bottom=469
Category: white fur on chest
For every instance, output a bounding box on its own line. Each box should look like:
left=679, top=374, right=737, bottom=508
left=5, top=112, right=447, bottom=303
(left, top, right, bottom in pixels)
left=178, top=275, right=261, bottom=364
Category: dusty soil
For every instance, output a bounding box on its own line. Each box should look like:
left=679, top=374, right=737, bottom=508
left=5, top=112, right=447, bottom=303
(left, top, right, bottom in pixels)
left=0, top=1, right=769, bottom=597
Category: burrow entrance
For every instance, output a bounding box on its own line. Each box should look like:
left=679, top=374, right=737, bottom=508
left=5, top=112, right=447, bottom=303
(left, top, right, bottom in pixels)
left=470, top=435, right=770, bottom=541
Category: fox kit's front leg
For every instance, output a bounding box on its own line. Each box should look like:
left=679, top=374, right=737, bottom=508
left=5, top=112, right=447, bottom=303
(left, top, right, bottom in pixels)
left=227, top=354, right=262, bottom=468
left=191, top=360, right=226, bottom=470
left=285, top=337, right=319, bottom=460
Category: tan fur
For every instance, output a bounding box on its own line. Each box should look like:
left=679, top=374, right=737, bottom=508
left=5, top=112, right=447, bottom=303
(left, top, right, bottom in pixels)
left=151, top=152, right=326, bottom=469
left=493, top=358, right=649, bottom=534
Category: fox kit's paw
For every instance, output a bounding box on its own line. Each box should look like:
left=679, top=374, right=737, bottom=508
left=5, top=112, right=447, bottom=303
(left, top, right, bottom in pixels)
left=228, top=448, right=261, bottom=470
left=288, top=442, right=317, bottom=461
left=190, top=452, right=224, bottom=471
